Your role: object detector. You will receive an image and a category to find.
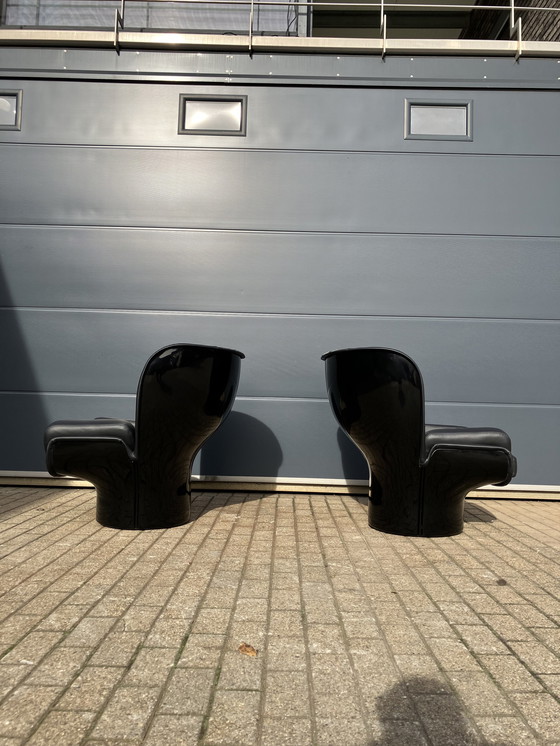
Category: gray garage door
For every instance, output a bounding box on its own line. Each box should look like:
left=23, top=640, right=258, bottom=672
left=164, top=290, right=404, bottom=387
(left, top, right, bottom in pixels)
left=1, top=71, right=559, bottom=486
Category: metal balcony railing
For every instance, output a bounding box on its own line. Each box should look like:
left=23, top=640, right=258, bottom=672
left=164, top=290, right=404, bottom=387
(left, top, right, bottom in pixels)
left=1, top=0, right=559, bottom=57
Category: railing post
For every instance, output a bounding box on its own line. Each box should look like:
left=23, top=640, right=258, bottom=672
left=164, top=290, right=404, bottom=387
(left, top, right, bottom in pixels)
left=114, top=0, right=125, bottom=55
left=510, top=0, right=522, bottom=61
left=380, top=0, right=387, bottom=60
left=249, top=0, right=254, bottom=56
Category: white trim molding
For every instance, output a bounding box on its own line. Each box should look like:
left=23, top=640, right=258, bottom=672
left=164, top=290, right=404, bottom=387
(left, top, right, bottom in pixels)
left=1, top=29, right=560, bottom=59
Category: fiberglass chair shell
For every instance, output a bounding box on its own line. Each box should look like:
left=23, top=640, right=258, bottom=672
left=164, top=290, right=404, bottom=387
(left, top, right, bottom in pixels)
left=44, top=344, right=244, bottom=530
left=322, top=347, right=517, bottom=537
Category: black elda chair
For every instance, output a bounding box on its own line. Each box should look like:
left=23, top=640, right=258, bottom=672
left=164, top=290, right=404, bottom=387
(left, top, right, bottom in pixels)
left=45, top=344, right=244, bottom=530
left=322, top=347, right=517, bottom=537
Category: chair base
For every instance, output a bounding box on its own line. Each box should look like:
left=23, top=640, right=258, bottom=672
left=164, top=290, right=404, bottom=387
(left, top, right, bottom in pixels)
left=368, top=496, right=465, bottom=538
left=97, top=513, right=191, bottom=531
left=368, top=521, right=464, bottom=538
left=367, top=516, right=465, bottom=538
left=95, top=480, right=192, bottom=530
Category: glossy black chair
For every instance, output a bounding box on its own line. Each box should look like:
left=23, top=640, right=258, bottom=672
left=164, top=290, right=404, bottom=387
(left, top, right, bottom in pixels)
left=322, top=347, right=517, bottom=537
left=45, top=344, right=244, bottom=530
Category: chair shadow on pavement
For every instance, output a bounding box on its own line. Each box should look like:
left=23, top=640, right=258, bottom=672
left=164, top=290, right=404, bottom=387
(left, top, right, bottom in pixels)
left=463, top=503, right=497, bottom=523
left=369, top=675, right=510, bottom=745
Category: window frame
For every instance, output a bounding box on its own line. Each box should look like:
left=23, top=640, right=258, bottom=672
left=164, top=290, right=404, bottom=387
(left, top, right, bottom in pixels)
left=0, top=89, right=22, bottom=131
left=404, top=98, right=473, bottom=141
left=178, top=94, right=248, bottom=137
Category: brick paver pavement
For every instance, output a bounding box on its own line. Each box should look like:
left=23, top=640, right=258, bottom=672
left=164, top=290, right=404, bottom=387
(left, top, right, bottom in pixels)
left=0, top=486, right=558, bottom=745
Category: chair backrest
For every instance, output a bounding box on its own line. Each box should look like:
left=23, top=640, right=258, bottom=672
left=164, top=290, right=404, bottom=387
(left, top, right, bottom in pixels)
left=322, top=347, right=425, bottom=476
left=135, top=343, right=244, bottom=466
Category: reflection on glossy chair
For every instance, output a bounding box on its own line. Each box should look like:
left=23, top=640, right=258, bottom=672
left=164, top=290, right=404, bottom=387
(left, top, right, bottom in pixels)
left=45, top=344, right=244, bottom=529
left=322, top=347, right=517, bottom=537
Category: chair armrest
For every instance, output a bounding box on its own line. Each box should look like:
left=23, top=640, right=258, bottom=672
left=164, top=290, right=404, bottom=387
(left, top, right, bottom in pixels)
left=45, top=419, right=135, bottom=452
left=422, top=443, right=517, bottom=488
left=424, top=425, right=512, bottom=459
left=45, top=437, right=135, bottom=479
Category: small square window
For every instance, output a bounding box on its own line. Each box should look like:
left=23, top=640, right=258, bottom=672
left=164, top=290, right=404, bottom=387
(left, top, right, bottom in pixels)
left=0, top=91, right=22, bottom=131
left=405, top=99, right=472, bottom=141
left=178, top=95, right=247, bottom=136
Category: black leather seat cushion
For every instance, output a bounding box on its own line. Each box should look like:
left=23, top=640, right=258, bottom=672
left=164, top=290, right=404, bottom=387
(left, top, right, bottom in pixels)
left=44, top=419, right=135, bottom=452
left=425, top=423, right=512, bottom=457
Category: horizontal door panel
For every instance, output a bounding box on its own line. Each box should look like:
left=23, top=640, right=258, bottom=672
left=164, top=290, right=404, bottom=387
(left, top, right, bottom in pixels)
left=1, top=393, right=557, bottom=485
left=2, top=228, right=560, bottom=321
left=1, top=309, right=558, bottom=405
left=2, top=81, right=560, bottom=156
left=2, top=146, right=559, bottom=236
